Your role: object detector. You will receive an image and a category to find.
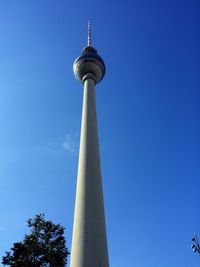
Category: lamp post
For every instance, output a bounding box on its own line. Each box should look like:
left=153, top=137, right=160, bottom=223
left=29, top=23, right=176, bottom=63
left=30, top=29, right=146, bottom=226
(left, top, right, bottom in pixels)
left=191, top=234, right=200, bottom=256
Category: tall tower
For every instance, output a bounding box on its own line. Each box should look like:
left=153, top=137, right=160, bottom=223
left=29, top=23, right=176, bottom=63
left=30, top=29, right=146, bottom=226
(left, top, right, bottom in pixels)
left=70, top=21, right=109, bottom=267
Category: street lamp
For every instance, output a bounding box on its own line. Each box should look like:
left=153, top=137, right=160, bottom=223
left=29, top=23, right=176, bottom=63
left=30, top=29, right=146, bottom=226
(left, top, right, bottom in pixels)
left=191, top=234, right=200, bottom=256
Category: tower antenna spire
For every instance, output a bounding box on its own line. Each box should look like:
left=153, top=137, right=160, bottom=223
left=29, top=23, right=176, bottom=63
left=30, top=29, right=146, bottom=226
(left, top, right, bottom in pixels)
left=88, top=19, right=92, bottom=46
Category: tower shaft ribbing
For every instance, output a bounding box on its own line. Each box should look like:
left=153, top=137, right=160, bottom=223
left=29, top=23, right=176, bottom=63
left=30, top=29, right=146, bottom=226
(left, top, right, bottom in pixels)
left=70, top=77, right=109, bottom=267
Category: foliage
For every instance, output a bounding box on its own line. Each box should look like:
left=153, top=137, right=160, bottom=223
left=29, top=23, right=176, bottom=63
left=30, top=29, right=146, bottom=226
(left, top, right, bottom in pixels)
left=2, top=214, right=70, bottom=267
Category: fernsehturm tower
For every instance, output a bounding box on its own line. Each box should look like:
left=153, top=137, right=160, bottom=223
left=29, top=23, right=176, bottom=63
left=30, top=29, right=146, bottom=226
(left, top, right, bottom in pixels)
left=70, top=21, right=109, bottom=267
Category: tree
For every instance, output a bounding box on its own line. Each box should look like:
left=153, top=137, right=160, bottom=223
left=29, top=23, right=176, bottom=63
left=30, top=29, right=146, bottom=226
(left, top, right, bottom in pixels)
left=2, top=214, right=70, bottom=267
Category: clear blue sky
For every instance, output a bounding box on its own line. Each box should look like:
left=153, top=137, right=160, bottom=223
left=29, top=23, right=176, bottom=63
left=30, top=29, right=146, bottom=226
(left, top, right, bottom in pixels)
left=0, top=0, right=199, bottom=266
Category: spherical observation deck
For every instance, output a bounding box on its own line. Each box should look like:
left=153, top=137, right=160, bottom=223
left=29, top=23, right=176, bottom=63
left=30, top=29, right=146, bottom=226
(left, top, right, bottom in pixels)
left=73, top=46, right=105, bottom=84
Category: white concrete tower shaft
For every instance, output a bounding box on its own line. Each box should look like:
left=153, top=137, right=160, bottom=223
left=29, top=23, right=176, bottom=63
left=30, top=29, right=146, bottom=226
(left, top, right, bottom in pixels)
left=70, top=22, right=109, bottom=267
left=70, top=77, right=109, bottom=267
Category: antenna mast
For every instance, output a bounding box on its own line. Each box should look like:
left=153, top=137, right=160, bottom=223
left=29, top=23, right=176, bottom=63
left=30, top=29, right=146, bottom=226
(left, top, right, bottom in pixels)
left=88, top=19, right=92, bottom=46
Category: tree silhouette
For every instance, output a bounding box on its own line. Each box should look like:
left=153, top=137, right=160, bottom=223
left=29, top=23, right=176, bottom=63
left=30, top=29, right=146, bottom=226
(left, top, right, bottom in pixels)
left=2, top=214, right=70, bottom=266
